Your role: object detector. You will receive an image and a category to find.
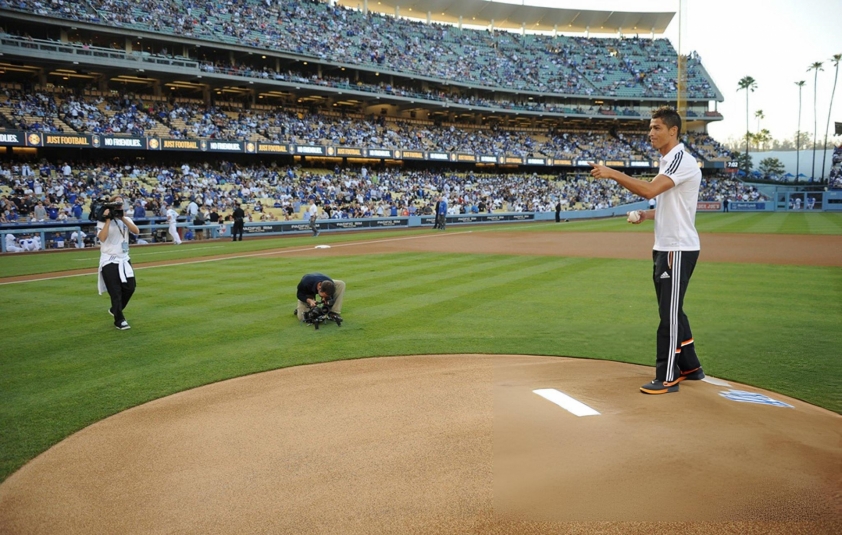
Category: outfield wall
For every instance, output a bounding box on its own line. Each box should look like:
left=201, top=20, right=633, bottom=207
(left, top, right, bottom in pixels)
left=2, top=196, right=840, bottom=252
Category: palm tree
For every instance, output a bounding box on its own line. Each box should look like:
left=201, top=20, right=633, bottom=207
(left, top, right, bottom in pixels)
left=755, top=109, right=764, bottom=132
left=807, top=61, right=824, bottom=180
left=737, top=76, right=757, bottom=170
left=821, top=54, right=841, bottom=181
left=795, top=80, right=805, bottom=179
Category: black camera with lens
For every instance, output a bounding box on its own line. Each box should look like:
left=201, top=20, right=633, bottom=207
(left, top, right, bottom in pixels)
left=89, top=198, right=124, bottom=222
left=302, top=299, right=342, bottom=330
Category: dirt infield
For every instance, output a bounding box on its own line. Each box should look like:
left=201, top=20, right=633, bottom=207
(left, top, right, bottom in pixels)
left=2, top=230, right=841, bottom=286
left=1, top=229, right=841, bottom=534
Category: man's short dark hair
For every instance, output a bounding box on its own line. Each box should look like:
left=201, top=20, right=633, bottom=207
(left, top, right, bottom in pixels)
left=319, top=280, right=335, bottom=297
left=651, top=106, right=682, bottom=135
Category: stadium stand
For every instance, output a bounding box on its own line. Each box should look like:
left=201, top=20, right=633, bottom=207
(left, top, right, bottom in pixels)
left=830, top=146, right=842, bottom=189
left=0, top=159, right=767, bottom=233
left=0, top=0, right=721, bottom=100
left=1, top=0, right=783, bottom=251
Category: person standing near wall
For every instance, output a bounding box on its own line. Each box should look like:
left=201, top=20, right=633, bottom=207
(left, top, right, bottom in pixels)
left=231, top=201, right=245, bottom=241
left=308, top=200, right=320, bottom=237
left=437, top=196, right=448, bottom=230
left=165, top=203, right=182, bottom=245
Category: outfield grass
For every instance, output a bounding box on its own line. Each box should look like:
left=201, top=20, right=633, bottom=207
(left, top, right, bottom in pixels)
left=1, top=212, right=841, bottom=482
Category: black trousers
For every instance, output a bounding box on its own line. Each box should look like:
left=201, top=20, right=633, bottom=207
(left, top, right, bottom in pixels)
left=101, top=262, right=136, bottom=325
left=653, top=250, right=701, bottom=382
left=232, top=219, right=244, bottom=241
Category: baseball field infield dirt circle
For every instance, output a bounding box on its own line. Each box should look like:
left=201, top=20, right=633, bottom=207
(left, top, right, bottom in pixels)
left=0, top=355, right=839, bottom=534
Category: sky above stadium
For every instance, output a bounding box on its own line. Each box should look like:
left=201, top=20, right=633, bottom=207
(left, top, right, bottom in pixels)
left=499, top=0, right=842, bottom=145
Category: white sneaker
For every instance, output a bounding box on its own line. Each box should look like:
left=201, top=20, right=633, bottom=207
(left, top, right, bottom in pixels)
left=115, top=320, right=131, bottom=330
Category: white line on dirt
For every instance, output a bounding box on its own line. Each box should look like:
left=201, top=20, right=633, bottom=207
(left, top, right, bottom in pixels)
left=0, top=230, right=474, bottom=285
left=533, top=389, right=600, bottom=417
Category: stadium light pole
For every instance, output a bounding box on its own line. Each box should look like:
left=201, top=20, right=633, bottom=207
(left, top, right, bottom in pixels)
left=795, top=80, right=805, bottom=180
left=676, top=0, right=688, bottom=124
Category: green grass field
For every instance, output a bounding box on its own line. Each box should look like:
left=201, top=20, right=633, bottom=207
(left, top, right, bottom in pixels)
left=1, top=212, right=841, bottom=482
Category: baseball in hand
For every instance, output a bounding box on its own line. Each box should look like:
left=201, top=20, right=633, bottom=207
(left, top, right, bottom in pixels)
left=627, top=210, right=641, bottom=223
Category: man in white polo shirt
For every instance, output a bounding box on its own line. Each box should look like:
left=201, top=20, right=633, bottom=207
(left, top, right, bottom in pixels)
left=589, top=107, right=705, bottom=395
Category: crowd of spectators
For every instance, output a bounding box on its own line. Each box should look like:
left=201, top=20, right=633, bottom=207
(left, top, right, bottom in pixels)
left=198, top=61, right=653, bottom=118
left=0, top=0, right=720, bottom=100
left=0, top=91, right=67, bottom=133
left=1, top=89, right=731, bottom=164
left=1, top=158, right=768, bottom=234
left=829, top=146, right=842, bottom=189
left=697, top=175, right=765, bottom=203
left=60, top=94, right=158, bottom=137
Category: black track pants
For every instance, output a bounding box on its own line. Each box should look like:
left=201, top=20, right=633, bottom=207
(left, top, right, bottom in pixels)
left=101, top=262, right=136, bottom=325
left=653, top=250, right=701, bottom=382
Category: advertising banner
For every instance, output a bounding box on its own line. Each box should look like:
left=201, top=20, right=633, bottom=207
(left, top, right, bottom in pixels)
left=697, top=201, right=722, bottom=211
left=294, top=145, right=326, bottom=156
left=399, top=150, right=425, bottom=160
left=334, top=147, right=365, bottom=157
left=367, top=148, right=393, bottom=159
left=101, top=136, right=145, bottom=149
left=236, top=218, right=411, bottom=235
left=207, top=140, right=244, bottom=152
left=0, top=131, right=25, bottom=146
left=161, top=139, right=201, bottom=151
left=421, top=213, right=536, bottom=225
left=729, top=202, right=767, bottom=211
left=369, top=218, right=407, bottom=227
left=252, top=142, right=290, bottom=154
left=42, top=133, right=93, bottom=148
left=328, top=220, right=366, bottom=230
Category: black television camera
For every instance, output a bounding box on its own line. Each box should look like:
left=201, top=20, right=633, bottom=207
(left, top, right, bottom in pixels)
left=89, top=198, right=124, bottom=223
left=302, top=298, right=342, bottom=330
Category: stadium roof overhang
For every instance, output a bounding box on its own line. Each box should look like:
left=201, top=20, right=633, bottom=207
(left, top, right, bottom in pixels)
left=334, top=0, right=675, bottom=35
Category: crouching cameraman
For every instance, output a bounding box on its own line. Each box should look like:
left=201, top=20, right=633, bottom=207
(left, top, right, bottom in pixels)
left=96, top=196, right=139, bottom=330
left=295, top=273, right=345, bottom=322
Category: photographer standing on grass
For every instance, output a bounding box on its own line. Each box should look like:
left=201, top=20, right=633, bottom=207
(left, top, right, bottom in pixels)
left=294, top=273, right=345, bottom=322
left=97, top=196, right=139, bottom=330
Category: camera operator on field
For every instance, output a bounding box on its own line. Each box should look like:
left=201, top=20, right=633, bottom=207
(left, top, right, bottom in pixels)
left=96, top=195, right=139, bottom=330
left=294, top=273, right=345, bottom=323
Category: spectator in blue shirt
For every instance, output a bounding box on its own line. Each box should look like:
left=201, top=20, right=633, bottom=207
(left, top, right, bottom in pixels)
left=133, top=201, right=146, bottom=219
left=71, top=200, right=83, bottom=219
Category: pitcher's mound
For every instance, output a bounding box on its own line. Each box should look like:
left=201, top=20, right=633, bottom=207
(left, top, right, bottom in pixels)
left=1, top=355, right=839, bottom=534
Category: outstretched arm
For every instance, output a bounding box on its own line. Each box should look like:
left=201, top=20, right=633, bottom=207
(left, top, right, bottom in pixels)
left=589, top=163, right=675, bottom=200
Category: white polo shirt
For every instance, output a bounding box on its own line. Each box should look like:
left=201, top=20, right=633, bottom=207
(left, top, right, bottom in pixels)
left=653, top=143, right=701, bottom=251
